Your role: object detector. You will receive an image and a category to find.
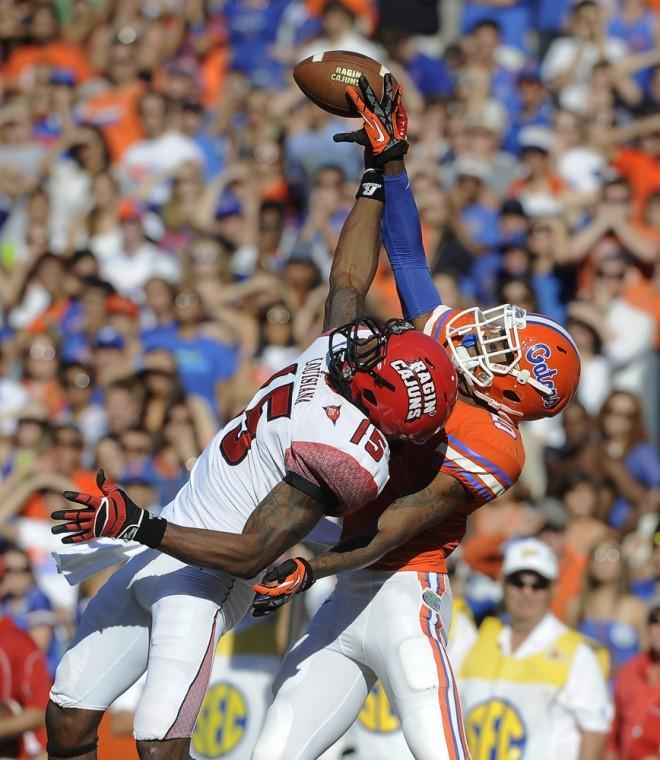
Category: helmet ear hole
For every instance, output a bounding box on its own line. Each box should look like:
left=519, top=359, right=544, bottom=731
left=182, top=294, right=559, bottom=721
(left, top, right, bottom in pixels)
left=362, top=389, right=377, bottom=406
left=503, top=390, right=520, bottom=402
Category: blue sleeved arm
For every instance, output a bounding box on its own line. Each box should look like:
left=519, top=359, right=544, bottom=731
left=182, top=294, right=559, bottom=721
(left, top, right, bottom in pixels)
left=382, top=171, right=442, bottom=321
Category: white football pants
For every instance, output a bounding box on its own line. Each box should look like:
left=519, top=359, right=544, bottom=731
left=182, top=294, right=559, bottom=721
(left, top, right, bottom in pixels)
left=50, top=549, right=254, bottom=740
left=252, top=570, right=471, bottom=760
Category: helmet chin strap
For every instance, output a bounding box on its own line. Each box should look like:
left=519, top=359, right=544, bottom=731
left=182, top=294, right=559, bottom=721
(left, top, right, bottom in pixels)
left=510, top=367, right=554, bottom=397
left=472, top=386, right=523, bottom=417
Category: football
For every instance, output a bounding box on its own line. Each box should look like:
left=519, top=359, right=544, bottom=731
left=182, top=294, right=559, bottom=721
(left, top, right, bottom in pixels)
left=293, top=50, right=398, bottom=117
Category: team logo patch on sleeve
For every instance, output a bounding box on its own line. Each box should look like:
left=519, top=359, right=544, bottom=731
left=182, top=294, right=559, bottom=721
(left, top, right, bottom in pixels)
left=323, top=405, right=341, bottom=424
left=390, top=360, right=437, bottom=421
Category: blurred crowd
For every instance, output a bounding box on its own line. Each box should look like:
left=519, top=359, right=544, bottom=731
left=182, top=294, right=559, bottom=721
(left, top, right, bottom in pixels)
left=0, top=0, right=658, bottom=758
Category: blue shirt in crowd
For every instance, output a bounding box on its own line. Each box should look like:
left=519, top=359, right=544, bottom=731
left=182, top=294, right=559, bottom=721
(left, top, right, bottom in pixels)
left=142, top=326, right=239, bottom=417
left=406, top=53, right=454, bottom=99
left=224, top=0, right=292, bottom=87
left=462, top=0, right=533, bottom=51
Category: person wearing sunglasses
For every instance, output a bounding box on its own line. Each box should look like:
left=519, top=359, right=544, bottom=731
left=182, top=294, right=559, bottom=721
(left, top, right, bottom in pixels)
left=568, top=251, right=653, bottom=397
left=457, top=538, right=612, bottom=760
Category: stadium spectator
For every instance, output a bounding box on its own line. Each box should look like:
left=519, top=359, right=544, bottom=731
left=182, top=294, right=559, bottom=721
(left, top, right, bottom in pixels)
left=462, top=1, right=532, bottom=54
left=504, top=67, right=554, bottom=155
left=93, top=434, right=125, bottom=484
left=299, top=0, right=384, bottom=61
left=81, top=40, right=145, bottom=162
left=541, top=0, right=629, bottom=111
left=597, top=390, right=660, bottom=528
left=566, top=177, right=658, bottom=275
left=509, top=126, right=566, bottom=216
left=142, top=286, right=239, bottom=422
left=457, top=538, right=612, bottom=759
left=568, top=254, right=654, bottom=396
left=55, top=360, right=106, bottom=452
left=19, top=333, right=65, bottom=417
left=567, top=314, right=612, bottom=413
left=571, top=532, right=649, bottom=675
left=458, top=539, right=611, bottom=759
left=285, top=100, right=363, bottom=190
left=1, top=543, right=60, bottom=675
left=0, top=332, right=29, bottom=438
left=0, top=555, right=51, bottom=760
left=462, top=498, right=588, bottom=622
left=607, top=596, right=660, bottom=760
left=120, top=90, right=203, bottom=207
left=381, top=28, right=453, bottom=100
left=223, top=0, right=293, bottom=88
left=103, top=379, right=143, bottom=436
left=97, top=200, right=179, bottom=301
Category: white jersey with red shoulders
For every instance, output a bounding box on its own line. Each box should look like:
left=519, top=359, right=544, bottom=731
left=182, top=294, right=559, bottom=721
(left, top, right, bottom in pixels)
left=160, top=335, right=390, bottom=534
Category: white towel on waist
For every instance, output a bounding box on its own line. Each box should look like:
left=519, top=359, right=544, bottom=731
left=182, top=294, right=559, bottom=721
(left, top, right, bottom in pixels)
left=52, top=539, right=147, bottom=586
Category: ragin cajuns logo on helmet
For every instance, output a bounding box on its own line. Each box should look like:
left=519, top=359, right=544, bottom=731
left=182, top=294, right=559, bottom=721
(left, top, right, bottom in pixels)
left=323, top=405, right=341, bottom=425
left=390, top=360, right=437, bottom=421
left=526, top=343, right=559, bottom=408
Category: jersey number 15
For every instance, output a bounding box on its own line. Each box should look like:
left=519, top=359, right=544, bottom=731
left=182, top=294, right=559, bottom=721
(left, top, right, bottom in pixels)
left=220, top=364, right=297, bottom=466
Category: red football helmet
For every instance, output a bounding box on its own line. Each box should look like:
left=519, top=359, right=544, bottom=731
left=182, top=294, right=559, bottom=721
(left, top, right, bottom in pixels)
left=328, top=318, right=458, bottom=443
left=443, top=305, right=581, bottom=421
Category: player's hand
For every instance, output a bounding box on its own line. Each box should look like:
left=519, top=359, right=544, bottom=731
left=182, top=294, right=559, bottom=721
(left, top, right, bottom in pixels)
left=251, top=557, right=315, bottom=617
left=333, top=73, right=408, bottom=166
left=52, top=469, right=164, bottom=546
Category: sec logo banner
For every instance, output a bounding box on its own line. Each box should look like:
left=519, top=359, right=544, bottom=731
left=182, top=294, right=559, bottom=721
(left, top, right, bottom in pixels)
left=191, top=682, right=248, bottom=758
left=465, top=698, right=527, bottom=760
left=358, top=681, right=400, bottom=734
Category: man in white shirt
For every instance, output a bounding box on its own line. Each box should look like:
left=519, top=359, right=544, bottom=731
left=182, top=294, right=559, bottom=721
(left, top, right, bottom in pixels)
left=120, top=90, right=203, bottom=207
left=299, top=0, right=384, bottom=63
left=457, top=538, right=612, bottom=760
left=541, top=0, right=627, bottom=111
left=98, top=200, right=179, bottom=302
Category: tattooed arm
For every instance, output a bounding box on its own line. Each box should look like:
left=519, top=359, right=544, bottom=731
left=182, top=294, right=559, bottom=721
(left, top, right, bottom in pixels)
left=323, top=194, right=383, bottom=331
left=309, top=471, right=469, bottom=579
left=158, top=481, right=325, bottom=578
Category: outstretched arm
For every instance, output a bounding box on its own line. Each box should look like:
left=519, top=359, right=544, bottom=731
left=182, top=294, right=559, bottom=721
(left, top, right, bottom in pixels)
left=324, top=73, right=422, bottom=331
left=52, top=471, right=325, bottom=579
left=323, top=192, right=383, bottom=331
left=158, top=481, right=325, bottom=578
left=252, top=470, right=469, bottom=614
left=380, top=158, right=443, bottom=331
left=309, top=470, right=468, bottom=578
left=330, top=74, right=441, bottom=332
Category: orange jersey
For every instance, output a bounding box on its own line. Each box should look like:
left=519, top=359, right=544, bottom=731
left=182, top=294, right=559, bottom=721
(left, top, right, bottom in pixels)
left=82, top=81, right=146, bottom=162
left=341, top=305, right=525, bottom=573
left=4, top=42, right=95, bottom=87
